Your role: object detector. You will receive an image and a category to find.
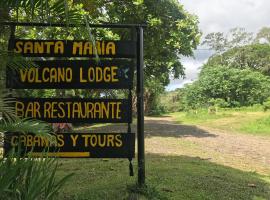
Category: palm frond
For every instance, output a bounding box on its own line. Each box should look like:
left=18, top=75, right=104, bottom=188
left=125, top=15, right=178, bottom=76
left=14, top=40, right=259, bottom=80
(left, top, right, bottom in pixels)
left=1, top=0, right=84, bottom=24
left=0, top=118, right=52, bottom=135
left=0, top=93, right=17, bottom=123
left=0, top=50, right=39, bottom=71
left=0, top=150, right=73, bottom=199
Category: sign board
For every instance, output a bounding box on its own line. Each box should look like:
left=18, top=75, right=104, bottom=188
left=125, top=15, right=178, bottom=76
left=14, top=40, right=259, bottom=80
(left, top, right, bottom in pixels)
left=4, top=132, right=135, bottom=158
left=7, top=60, right=134, bottom=89
left=11, top=39, right=136, bottom=58
left=15, top=98, right=132, bottom=123
left=3, top=23, right=145, bottom=182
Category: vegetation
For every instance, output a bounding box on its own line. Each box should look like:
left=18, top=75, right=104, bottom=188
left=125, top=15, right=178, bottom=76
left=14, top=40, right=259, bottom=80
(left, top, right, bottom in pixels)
left=155, top=27, right=270, bottom=114
left=169, top=106, right=270, bottom=136
left=0, top=1, right=78, bottom=199
left=206, top=44, right=270, bottom=75
left=55, top=155, right=270, bottom=200
left=1, top=0, right=201, bottom=115
left=183, top=66, right=270, bottom=109
left=0, top=151, right=73, bottom=200
left=1, top=1, right=270, bottom=199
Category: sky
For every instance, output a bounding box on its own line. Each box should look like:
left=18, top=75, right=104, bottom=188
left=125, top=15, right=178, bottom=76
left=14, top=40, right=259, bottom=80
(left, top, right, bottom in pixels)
left=166, top=0, right=270, bottom=91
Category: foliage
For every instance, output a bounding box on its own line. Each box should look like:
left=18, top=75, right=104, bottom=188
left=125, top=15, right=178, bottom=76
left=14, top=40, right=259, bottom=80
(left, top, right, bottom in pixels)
left=255, top=27, right=270, bottom=44
left=0, top=151, right=73, bottom=200
left=77, top=0, right=201, bottom=114
left=97, top=0, right=201, bottom=85
left=0, top=2, right=76, bottom=199
left=0, top=0, right=84, bottom=24
left=206, top=44, right=270, bottom=75
left=202, top=27, right=254, bottom=53
left=263, top=97, right=270, bottom=111
left=208, top=98, right=229, bottom=108
left=160, top=89, right=184, bottom=113
left=145, top=79, right=166, bottom=115
left=182, top=65, right=270, bottom=109
left=1, top=1, right=201, bottom=115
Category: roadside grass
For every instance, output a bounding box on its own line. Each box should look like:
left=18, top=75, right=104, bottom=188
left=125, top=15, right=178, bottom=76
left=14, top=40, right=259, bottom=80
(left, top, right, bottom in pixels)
left=169, top=107, right=270, bottom=136
left=56, top=154, right=270, bottom=200
left=169, top=109, right=232, bottom=125
left=240, top=116, right=270, bottom=136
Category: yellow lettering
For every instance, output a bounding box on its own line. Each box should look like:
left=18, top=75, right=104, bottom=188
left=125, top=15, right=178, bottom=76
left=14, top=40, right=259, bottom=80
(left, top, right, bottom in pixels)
left=44, top=102, right=51, bottom=118
left=106, top=42, right=115, bottom=55
left=45, top=42, right=54, bottom=53
left=111, top=66, right=118, bottom=82
left=57, top=134, right=65, bottom=147
left=15, top=41, right=23, bottom=53
left=19, top=69, right=27, bottom=82
left=70, top=134, right=79, bottom=147
left=55, top=41, right=64, bottom=54
left=80, top=67, right=87, bottom=83
left=24, top=42, right=33, bottom=53
left=72, top=42, right=83, bottom=55
left=34, top=42, right=44, bottom=54
left=107, top=135, right=114, bottom=147
left=115, top=134, right=123, bottom=147
left=11, top=136, right=18, bottom=146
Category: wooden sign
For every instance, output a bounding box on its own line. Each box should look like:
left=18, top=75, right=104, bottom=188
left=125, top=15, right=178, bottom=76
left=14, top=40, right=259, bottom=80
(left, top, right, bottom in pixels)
left=15, top=98, right=132, bottom=123
left=7, top=60, right=134, bottom=89
left=11, top=39, right=136, bottom=58
left=4, top=132, right=135, bottom=158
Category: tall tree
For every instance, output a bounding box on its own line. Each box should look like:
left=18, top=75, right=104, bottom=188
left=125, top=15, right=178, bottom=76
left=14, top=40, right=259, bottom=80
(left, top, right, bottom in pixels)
left=77, top=0, right=201, bottom=85
left=77, top=0, right=201, bottom=112
left=206, top=44, right=270, bottom=75
left=256, top=27, right=270, bottom=44
left=202, top=27, right=253, bottom=53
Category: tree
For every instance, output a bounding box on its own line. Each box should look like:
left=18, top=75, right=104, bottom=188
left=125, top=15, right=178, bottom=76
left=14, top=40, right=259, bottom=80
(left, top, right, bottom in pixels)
left=78, top=0, right=201, bottom=113
left=183, top=66, right=270, bottom=108
left=202, top=27, right=253, bottom=53
left=206, top=44, right=270, bottom=75
left=256, top=27, right=270, bottom=44
left=2, top=1, right=201, bottom=114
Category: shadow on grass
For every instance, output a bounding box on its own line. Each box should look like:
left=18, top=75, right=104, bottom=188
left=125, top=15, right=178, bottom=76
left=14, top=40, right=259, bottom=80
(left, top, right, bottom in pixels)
left=56, top=154, right=270, bottom=200
left=78, top=117, right=216, bottom=138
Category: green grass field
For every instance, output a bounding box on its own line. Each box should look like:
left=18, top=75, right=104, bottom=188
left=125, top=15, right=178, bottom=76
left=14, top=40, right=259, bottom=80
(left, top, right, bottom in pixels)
left=56, top=155, right=270, bottom=200
left=170, top=108, right=270, bottom=136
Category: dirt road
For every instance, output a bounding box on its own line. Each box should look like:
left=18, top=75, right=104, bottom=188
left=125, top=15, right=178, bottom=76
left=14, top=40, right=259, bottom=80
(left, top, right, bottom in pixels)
left=84, top=116, right=270, bottom=175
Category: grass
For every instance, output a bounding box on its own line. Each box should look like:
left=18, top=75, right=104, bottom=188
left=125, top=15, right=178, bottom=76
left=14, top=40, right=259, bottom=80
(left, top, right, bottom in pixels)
left=169, top=110, right=232, bottom=125
left=240, top=116, right=270, bottom=136
left=169, top=108, right=270, bottom=136
left=56, top=154, right=270, bottom=200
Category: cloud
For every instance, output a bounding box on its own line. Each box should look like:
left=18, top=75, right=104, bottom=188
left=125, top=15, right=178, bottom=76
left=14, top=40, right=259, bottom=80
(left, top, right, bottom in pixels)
left=167, top=0, right=270, bottom=91
left=180, top=0, right=270, bottom=34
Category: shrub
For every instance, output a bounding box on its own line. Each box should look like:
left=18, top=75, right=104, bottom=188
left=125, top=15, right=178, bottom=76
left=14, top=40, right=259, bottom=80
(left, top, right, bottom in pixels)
left=0, top=150, right=73, bottom=200
left=263, top=98, right=270, bottom=111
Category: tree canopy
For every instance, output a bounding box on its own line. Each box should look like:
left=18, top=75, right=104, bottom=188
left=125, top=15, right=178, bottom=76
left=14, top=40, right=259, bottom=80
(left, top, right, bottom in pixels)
left=78, top=0, right=201, bottom=85
left=183, top=66, right=270, bottom=108
left=206, top=44, right=270, bottom=75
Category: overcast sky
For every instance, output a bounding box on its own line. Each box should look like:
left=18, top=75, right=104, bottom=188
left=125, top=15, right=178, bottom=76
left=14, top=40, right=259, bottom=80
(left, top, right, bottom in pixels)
left=167, top=0, right=270, bottom=90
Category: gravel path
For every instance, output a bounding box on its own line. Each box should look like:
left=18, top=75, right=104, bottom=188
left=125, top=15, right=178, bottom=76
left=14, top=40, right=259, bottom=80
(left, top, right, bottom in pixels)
left=84, top=116, right=270, bottom=175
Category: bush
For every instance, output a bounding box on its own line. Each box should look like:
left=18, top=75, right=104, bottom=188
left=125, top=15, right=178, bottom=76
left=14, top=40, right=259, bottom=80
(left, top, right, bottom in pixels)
left=263, top=98, right=270, bottom=111
left=0, top=150, right=73, bottom=200
left=183, top=66, right=270, bottom=109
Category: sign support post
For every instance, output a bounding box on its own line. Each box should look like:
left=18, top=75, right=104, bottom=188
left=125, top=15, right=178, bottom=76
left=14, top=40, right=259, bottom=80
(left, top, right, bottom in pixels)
left=137, top=26, right=145, bottom=186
